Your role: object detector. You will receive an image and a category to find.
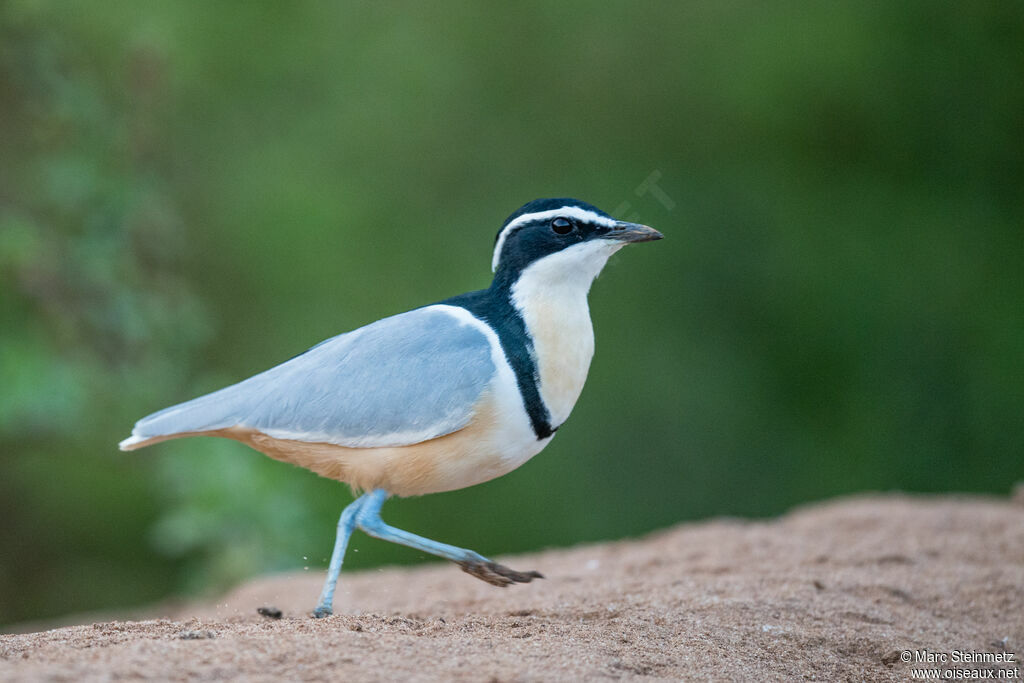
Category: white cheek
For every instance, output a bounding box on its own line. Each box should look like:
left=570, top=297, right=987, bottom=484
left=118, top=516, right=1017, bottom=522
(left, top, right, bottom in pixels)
left=516, top=240, right=623, bottom=288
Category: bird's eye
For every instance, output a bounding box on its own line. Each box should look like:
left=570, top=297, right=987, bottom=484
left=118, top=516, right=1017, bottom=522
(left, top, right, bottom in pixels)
left=551, top=217, right=574, bottom=235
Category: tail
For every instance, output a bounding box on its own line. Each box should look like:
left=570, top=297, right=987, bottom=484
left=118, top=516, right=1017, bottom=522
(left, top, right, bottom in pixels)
left=118, top=381, right=256, bottom=451
left=119, top=434, right=153, bottom=451
left=118, top=432, right=187, bottom=451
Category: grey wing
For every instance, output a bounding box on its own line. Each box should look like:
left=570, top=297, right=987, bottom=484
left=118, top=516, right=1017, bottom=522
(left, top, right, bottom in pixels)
left=121, top=306, right=497, bottom=449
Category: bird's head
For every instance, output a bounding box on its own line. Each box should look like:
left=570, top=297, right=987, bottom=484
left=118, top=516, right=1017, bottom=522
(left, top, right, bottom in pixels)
left=490, top=198, right=663, bottom=290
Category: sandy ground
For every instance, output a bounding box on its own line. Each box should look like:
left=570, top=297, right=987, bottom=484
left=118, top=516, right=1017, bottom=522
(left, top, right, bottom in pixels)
left=2, top=493, right=1022, bottom=681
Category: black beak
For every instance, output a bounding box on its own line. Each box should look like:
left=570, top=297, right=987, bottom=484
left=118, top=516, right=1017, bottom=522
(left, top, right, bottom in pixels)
left=606, top=221, right=664, bottom=243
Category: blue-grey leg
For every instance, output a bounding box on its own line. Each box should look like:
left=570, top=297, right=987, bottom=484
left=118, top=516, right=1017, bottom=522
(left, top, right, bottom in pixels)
left=354, top=489, right=543, bottom=587
left=312, top=493, right=368, bottom=618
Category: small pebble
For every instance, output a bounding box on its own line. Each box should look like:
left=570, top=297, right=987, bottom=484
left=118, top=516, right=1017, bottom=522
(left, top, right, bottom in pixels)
left=257, top=606, right=283, bottom=620
left=178, top=630, right=215, bottom=640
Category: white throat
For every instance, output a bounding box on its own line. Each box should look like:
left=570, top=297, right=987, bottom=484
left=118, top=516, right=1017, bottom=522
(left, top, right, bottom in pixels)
left=509, top=240, right=623, bottom=426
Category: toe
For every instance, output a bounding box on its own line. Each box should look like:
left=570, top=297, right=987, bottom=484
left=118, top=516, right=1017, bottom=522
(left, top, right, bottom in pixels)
left=457, top=560, right=543, bottom=586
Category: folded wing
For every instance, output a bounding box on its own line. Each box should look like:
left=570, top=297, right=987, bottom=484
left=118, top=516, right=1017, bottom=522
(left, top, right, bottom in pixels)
left=120, top=305, right=496, bottom=450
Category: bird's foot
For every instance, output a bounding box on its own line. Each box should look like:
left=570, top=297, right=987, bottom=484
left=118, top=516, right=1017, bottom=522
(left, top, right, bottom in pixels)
left=456, top=560, right=544, bottom=587
left=312, top=606, right=333, bottom=619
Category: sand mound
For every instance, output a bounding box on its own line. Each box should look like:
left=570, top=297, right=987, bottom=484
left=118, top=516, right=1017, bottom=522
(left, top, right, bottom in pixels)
left=2, top=493, right=1022, bottom=681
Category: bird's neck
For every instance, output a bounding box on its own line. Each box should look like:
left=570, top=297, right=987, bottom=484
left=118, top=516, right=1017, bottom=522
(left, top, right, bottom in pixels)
left=499, top=243, right=619, bottom=426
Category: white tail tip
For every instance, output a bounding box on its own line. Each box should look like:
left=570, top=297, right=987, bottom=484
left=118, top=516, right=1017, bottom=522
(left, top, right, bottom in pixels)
left=118, top=434, right=147, bottom=451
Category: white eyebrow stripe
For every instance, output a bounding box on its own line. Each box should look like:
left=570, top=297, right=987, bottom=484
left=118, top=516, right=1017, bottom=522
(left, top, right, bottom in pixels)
left=491, top=206, right=618, bottom=271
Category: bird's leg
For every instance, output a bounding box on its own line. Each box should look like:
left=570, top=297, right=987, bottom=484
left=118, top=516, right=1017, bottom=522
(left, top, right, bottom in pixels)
left=354, top=489, right=543, bottom=587
left=312, top=493, right=368, bottom=618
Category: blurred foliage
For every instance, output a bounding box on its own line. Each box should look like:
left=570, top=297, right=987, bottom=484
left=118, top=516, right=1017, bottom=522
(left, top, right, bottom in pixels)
left=1, top=1, right=1022, bottom=627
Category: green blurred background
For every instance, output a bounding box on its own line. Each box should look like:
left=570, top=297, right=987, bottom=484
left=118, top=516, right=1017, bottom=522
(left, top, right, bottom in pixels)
left=2, top=1, right=1022, bottom=628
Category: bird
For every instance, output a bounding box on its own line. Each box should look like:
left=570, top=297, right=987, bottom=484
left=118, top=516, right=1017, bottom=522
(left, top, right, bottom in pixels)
left=120, top=197, right=662, bottom=617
